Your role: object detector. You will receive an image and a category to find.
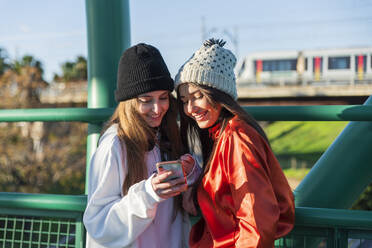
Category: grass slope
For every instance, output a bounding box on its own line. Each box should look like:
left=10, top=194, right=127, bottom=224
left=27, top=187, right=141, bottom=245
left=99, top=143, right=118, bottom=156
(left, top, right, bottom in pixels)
left=265, top=121, right=348, bottom=155
left=264, top=121, right=348, bottom=185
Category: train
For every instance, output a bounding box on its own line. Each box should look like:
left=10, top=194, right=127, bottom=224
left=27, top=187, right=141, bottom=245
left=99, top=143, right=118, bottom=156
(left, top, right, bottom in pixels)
left=235, top=47, right=372, bottom=86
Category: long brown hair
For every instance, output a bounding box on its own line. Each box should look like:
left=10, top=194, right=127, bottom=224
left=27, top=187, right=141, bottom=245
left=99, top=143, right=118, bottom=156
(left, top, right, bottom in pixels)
left=103, top=93, right=183, bottom=195
left=177, top=83, right=268, bottom=203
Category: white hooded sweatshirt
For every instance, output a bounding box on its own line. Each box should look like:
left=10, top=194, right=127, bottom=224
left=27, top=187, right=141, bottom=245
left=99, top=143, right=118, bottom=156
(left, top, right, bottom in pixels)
left=83, top=125, right=200, bottom=248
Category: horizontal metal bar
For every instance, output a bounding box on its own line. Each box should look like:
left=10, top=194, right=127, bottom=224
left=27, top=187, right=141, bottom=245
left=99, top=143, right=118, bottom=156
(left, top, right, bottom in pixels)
left=295, top=207, right=372, bottom=229
left=0, top=192, right=87, bottom=212
left=0, top=105, right=372, bottom=123
left=243, top=105, right=372, bottom=121
left=0, top=207, right=82, bottom=218
left=0, top=108, right=114, bottom=123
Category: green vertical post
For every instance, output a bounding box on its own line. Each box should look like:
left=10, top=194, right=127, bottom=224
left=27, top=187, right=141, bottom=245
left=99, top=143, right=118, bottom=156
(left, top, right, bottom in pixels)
left=84, top=0, right=131, bottom=194
left=294, top=95, right=372, bottom=208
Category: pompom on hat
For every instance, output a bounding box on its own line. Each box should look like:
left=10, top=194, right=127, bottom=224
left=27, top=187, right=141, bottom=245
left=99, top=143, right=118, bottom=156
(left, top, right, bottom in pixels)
left=175, top=38, right=237, bottom=100
left=115, top=43, right=174, bottom=102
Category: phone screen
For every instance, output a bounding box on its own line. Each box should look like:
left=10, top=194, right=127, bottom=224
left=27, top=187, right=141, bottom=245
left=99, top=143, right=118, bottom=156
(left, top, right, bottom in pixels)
left=156, top=160, right=185, bottom=182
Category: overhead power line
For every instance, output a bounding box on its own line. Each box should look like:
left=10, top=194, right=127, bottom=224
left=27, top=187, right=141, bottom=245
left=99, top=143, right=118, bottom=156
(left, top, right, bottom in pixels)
left=238, top=17, right=372, bottom=30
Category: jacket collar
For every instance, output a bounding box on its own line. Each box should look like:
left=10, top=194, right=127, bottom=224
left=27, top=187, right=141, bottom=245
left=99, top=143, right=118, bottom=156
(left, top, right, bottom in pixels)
left=208, top=122, right=222, bottom=141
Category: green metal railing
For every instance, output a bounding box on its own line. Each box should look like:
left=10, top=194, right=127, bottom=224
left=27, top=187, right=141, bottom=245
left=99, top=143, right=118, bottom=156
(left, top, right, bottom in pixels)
left=275, top=207, right=372, bottom=247
left=0, top=193, right=86, bottom=247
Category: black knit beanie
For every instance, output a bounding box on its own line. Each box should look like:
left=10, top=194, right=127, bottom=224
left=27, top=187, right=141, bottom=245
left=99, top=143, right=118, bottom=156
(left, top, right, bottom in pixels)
left=114, top=43, right=174, bottom=102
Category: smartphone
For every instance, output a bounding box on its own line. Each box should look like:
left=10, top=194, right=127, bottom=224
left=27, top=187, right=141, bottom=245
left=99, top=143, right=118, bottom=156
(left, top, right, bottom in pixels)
left=156, top=160, right=185, bottom=182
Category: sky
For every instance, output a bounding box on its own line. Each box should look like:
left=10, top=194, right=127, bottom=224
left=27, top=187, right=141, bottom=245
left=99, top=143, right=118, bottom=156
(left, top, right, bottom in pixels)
left=1, top=0, right=372, bottom=82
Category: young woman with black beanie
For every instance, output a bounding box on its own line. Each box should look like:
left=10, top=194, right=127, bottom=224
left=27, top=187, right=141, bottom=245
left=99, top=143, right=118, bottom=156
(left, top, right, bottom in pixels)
left=83, top=43, right=201, bottom=248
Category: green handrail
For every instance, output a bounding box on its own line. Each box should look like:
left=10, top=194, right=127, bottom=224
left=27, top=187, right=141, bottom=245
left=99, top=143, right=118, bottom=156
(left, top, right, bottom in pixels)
left=1, top=105, right=372, bottom=122
left=243, top=105, right=372, bottom=121
left=0, top=192, right=86, bottom=212
left=0, top=108, right=114, bottom=123
left=295, top=207, right=372, bottom=229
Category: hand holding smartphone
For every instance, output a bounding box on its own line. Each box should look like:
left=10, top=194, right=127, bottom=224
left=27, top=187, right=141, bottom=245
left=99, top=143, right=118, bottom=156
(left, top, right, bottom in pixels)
left=156, top=160, right=186, bottom=182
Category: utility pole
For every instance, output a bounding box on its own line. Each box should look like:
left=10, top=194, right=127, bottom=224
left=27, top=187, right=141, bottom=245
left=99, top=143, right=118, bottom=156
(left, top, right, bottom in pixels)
left=223, top=27, right=239, bottom=59
left=201, top=17, right=239, bottom=59
left=201, top=16, right=217, bottom=42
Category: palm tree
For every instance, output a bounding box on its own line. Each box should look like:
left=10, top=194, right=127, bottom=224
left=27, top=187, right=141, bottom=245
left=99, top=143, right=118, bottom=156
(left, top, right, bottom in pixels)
left=55, top=55, right=87, bottom=82
left=0, top=47, right=10, bottom=76
left=1, top=54, right=47, bottom=108
left=74, top=56, right=87, bottom=80
left=61, top=61, right=75, bottom=81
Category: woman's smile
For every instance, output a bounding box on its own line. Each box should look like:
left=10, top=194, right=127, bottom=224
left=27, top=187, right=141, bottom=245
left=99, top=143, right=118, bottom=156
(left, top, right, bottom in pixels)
left=192, top=110, right=208, bottom=121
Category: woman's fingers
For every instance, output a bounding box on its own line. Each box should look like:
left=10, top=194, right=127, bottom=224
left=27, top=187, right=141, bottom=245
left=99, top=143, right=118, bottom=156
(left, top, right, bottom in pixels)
left=155, top=175, right=186, bottom=190
left=158, top=183, right=188, bottom=197
left=152, top=172, right=188, bottom=198
left=155, top=171, right=173, bottom=183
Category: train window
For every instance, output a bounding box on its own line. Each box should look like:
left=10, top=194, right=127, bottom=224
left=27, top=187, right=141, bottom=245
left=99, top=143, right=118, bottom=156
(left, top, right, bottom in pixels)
left=354, top=55, right=366, bottom=72
left=259, top=59, right=297, bottom=72
left=328, top=56, right=350, bottom=69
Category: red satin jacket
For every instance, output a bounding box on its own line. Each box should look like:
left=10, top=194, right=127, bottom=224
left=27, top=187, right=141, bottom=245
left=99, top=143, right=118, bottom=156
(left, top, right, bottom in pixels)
left=189, top=116, right=295, bottom=248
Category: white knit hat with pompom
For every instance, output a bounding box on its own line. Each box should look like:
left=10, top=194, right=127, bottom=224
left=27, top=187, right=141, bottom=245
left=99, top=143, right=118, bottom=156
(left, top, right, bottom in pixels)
left=175, top=38, right=237, bottom=100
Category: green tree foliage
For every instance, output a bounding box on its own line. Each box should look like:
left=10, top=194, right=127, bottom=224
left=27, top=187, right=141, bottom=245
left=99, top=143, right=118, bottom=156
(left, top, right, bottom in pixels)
left=12, top=55, right=44, bottom=75
left=54, top=55, right=87, bottom=82
left=75, top=56, right=87, bottom=79
left=0, top=54, right=47, bottom=108
left=0, top=47, right=10, bottom=75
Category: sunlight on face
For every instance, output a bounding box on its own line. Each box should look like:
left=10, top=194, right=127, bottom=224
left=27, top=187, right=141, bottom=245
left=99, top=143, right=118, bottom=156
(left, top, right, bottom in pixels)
left=179, top=84, right=221, bottom=129
left=137, top=90, right=170, bottom=127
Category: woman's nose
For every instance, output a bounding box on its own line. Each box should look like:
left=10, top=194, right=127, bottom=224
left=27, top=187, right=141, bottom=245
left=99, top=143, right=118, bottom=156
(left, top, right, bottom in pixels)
left=187, top=100, right=196, bottom=114
left=152, top=102, right=160, bottom=114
